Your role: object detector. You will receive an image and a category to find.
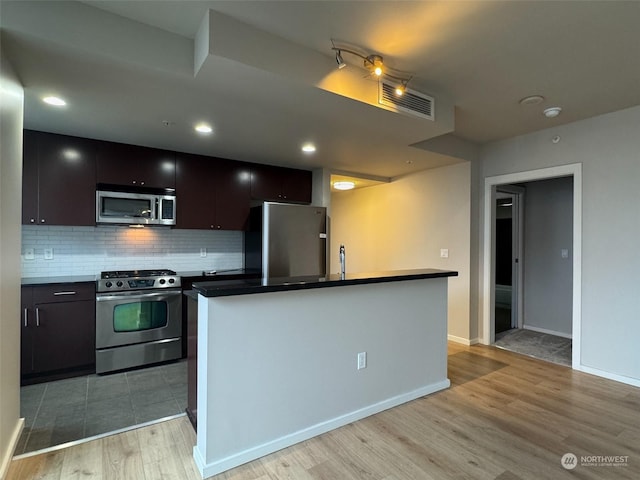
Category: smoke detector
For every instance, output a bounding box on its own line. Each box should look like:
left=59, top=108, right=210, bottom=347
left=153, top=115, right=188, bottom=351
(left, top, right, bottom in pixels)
left=543, top=107, right=562, bottom=118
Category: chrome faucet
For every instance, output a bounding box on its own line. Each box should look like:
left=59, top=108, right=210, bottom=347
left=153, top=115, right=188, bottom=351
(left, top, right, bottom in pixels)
left=339, top=244, right=346, bottom=279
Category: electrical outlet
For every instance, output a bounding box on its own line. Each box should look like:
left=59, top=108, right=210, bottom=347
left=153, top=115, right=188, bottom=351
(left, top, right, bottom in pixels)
left=440, top=248, right=449, bottom=258
left=200, top=248, right=207, bottom=257
left=357, top=352, right=367, bottom=370
left=44, top=248, right=54, bottom=260
left=24, top=248, right=35, bottom=260
left=561, top=249, right=569, bottom=259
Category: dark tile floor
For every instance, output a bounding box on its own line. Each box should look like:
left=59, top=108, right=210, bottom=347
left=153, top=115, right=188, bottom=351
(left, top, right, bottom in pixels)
left=494, top=328, right=572, bottom=367
left=16, top=360, right=187, bottom=455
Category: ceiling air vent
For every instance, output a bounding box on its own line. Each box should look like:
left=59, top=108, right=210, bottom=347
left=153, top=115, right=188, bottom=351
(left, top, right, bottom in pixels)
left=378, top=80, right=434, bottom=121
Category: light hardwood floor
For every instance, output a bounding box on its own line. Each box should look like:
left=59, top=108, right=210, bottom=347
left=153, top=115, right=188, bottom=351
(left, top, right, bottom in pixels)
left=7, top=342, right=640, bottom=479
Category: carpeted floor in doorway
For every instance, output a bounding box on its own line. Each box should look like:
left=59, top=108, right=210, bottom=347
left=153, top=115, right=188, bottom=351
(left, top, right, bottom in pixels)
left=494, top=328, right=571, bottom=367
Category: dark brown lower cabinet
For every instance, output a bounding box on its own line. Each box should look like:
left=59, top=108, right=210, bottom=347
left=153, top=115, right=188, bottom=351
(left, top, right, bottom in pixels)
left=21, top=283, right=96, bottom=384
left=186, top=293, right=197, bottom=429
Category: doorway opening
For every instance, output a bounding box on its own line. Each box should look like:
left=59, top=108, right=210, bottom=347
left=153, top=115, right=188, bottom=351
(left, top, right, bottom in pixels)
left=482, top=164, right=582, bottom=369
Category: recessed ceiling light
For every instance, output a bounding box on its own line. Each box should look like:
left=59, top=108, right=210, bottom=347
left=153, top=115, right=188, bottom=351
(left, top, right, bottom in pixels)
left=42, top=96, right=66, bottom=106
left=519, top=95, right=545, bottom=105
left=301, top=143, right=316, bottom=153
left=195, top=123, right=213, bottom=134
left=543, top=107, right=562, bottom=118
left=333, top=181, right=355, bottom=190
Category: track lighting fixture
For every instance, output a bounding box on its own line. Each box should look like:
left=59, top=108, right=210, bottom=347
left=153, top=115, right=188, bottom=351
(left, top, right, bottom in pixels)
left=330, top=41, right=411, bottom=91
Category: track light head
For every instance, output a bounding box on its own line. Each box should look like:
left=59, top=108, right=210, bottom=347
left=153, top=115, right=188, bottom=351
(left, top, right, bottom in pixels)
left=366, top=55, right=384, bottom=76
left=336, top=50, right=347, bottom=69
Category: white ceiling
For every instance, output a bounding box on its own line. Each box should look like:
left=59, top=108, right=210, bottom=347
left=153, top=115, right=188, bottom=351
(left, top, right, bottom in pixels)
left=2, top=1, right=639, bottom=179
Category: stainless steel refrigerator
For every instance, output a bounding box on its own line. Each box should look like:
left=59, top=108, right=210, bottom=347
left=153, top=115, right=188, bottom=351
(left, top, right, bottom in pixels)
left=245, top=202, right=328, bottom=279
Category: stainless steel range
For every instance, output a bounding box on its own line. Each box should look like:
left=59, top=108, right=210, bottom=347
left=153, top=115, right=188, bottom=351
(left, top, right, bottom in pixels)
left=96, top=269, right=182, bottom=374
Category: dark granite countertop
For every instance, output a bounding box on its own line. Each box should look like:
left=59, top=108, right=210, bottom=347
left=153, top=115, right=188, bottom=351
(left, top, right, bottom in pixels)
left=177, top=269, right=260, bottom=279
left=21, top=275, right=98, bottom=286
left=192, top=268, right=458, bottom=298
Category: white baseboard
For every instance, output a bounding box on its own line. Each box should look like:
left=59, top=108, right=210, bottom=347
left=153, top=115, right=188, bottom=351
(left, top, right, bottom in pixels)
left=0, top=418, right=24, bottom=480
left=523, top=325, right=572, bottom=339
left=447, top=335, right=479, bottom=346
left=576, top=365, right=640, bottom=388
left=195, top=379, right=451, bottom=478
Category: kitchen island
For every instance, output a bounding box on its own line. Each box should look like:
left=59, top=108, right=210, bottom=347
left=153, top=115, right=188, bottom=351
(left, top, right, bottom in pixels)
left=190, top=269, right=457, bottom=478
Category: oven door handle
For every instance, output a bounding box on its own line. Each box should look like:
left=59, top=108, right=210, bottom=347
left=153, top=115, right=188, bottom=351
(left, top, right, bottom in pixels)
left=96, top=289, right=181, bottom=302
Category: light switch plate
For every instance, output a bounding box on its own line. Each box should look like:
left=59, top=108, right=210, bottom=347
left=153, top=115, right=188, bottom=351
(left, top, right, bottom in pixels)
left=440, top=249, right=449, bottom=258
left=561, top=249, right=569, bottom=258
left=24, top=248, right=35, bottom=260
left=200, top=248, right=207, bottom=257
left=357, top=352, right=367, bottom=370
left=44, top=248, right=53, bottom=260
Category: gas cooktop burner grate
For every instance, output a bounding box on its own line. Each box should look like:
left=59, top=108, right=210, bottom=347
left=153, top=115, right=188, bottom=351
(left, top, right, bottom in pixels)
left=101, top=269, right=177, bottom=279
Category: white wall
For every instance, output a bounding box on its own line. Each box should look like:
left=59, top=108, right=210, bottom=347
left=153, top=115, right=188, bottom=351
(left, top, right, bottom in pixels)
left=21, top=226, right=243, bottom=277
left=479, top=105, right=640, bottom=384
left=521, top=177, right=573, bottom=336
left=0, top=51, right=24, bottom=477
left=196, top=278, right=449, bottom=477
left=331, top=162, right=472, bottom=342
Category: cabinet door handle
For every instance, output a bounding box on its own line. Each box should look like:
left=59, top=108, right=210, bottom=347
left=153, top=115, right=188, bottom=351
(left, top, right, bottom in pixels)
left=30, top=218, right=35, bottom=223
left=23, top=308, right=28, bottom=327
left=40, top=219, right=45, bottom=223
left=35, top=307, right=40, bottom=327
left=53, top=291, right=77, bottom=296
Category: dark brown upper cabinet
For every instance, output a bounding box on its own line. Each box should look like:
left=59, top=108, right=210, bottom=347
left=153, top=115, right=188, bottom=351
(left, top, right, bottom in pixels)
left=22, top=130, right=313, bottom=229
left=96, top=141, right=176, bottom=190
left=22, top=130, right=97, bottom=226
left=176, top=153, right=251, bottom=230
left=250, top=164, right=312, bottom=204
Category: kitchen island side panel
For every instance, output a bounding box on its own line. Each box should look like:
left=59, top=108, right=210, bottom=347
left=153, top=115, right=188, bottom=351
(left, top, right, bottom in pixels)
left=194, top=277, right=450, bottom=477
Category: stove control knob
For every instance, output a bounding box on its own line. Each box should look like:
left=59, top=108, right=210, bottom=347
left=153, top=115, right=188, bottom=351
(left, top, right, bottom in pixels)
left=105, top=281, right=112, bottom=288
left=159, top=279, right=166, bottom=285
left=168, top=278, right=175, bottom=284
left=116, top=281, right=123, bottom=287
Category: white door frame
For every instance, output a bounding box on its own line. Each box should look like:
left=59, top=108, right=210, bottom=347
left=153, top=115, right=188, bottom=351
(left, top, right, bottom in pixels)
left=482, top=163, right=582, bottom=369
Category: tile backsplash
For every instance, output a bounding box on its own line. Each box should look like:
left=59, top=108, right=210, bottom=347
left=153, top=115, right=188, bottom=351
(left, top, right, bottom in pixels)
left=21, top=225, right=243, bottom=277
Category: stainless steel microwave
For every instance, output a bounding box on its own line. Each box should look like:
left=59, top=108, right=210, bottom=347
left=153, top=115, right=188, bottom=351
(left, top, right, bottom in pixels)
left=96, top=189, right=176, bottom=226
